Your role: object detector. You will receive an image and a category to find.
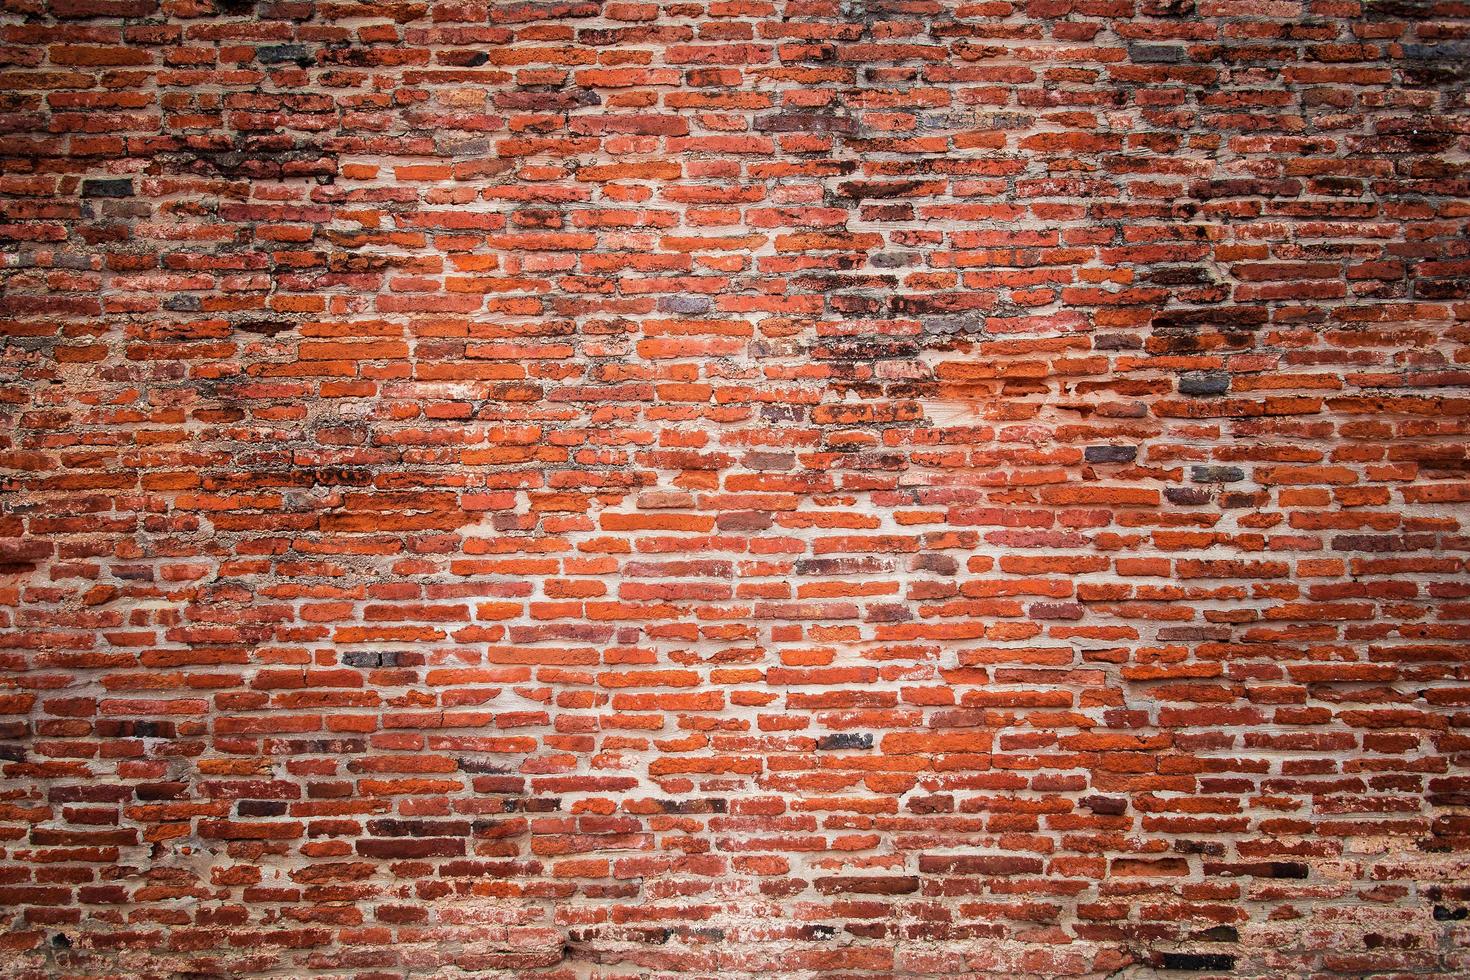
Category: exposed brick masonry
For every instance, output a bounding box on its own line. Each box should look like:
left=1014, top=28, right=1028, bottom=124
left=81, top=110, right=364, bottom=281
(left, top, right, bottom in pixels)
left=1, top=0, right=1469, bottom=976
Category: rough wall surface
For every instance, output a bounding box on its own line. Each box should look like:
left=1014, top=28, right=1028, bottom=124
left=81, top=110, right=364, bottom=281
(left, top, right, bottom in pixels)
left=2, top=0, right=1470, bottom=976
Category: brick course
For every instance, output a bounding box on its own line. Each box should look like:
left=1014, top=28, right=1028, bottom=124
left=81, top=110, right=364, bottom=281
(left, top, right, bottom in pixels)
left=2, top=0, right=1469, bottom=976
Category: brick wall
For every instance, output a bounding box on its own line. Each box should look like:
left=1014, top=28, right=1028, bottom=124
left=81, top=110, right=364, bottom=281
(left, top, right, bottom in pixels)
left=2, top=0, right=1469, bottom=976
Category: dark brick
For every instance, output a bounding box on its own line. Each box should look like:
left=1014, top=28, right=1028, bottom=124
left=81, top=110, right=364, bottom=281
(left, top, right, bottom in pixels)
left=1179, top=372, right=1230, bottom=396
left=81, top=178, right=133, bottom=198
left=1085, top=445, right=1137, bottom=463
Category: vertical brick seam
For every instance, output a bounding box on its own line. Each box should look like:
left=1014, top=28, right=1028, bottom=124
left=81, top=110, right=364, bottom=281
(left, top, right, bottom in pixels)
left=0, top=0, right=1468, bottom=976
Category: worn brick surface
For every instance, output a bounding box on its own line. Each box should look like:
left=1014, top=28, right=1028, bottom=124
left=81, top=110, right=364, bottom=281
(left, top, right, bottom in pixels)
left=2, top=0, right=1470, bottom=976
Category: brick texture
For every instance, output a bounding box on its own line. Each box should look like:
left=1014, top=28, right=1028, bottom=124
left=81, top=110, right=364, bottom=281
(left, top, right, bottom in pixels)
left=2, top=0, right=1470, bottom=976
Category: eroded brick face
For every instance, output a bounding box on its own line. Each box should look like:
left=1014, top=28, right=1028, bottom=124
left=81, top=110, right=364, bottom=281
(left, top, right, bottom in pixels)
left=1, top=0, right=1469, bottom=976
